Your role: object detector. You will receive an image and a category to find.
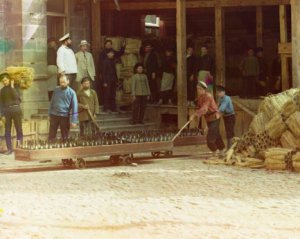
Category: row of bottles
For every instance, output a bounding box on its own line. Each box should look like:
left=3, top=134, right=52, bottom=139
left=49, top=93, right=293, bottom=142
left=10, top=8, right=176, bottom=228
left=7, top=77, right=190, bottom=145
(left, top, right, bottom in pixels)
left=19, top=128, right=203, bottom=150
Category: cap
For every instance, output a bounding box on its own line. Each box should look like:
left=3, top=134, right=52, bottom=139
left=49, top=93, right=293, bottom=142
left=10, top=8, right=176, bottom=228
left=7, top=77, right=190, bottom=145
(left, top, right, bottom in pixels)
left=79, top=40, right=90, bottom=46
left=197, top=81, right=208, bottom=89
left=59, top=33, right=70, bottom=42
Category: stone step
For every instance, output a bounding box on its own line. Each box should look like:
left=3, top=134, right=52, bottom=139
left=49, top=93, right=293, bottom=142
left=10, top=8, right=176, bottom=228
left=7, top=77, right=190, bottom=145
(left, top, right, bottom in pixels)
left=38, top=108, right=49, bottom=115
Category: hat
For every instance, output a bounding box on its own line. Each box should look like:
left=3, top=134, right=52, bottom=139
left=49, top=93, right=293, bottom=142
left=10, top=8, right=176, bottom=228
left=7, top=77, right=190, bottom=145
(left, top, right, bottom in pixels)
left=0, top=72, right=10, bottom=81
left=197, top=81, right=208, bottom=89
left=216, top=85, right=226, bottom=92
left=59, top=33, right=70, bottom=42
left=79, top=40, right=90, bottom=47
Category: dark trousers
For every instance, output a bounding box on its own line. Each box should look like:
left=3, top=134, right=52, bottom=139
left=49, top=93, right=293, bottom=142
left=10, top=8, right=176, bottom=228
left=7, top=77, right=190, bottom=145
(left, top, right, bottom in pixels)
left=187, top=79, right=196, bottom=101
left=80, top=120, right=97, bottom=137
left=224, top=114, right=235, bottom=149
left=242, top=76, right=257, bottom=98
left=132, top=96, right=147, bottom=123
left=147, top=74, right=158, bottom=103
left=103, top=81, right=116, bottom=111
left=4, top=106, right=23, bottom=151
left=48, top=115, right=70, bottom=142
left=206, top=119, right=225, bottom=152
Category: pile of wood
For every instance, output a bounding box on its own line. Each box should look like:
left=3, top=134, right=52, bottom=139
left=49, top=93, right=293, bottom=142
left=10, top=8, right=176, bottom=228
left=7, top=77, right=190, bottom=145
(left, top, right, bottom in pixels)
left=205, top=89, right=300, bottom=172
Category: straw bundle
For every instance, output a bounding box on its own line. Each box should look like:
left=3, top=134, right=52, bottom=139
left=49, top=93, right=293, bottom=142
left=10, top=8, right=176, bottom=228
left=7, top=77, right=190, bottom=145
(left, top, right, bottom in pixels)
left=5, top=66, right=34, bottom=89
left=105, top=37, right=124, bottom=51
left=285, top=111, right=300, bottom=138
left=292, top=152, right=300, bottom=172
left=237, top=157, right=264, bottom=168
left=249, top=112, right=268, bottom=134
left=120, top=67, right=134, bottom=79
left=265, top=114, right=287, bottom=139
left=125, top=38, right=141, bottom=54
left=115, top=63, right=122, bottom=80
left=280, top=130, right=300, bottom=149
left=264, top=148, right=291, bottom=170
left=281, top=100, right=299, bottom=120
left=121, top=54, right=139, bottom=67
left=123, top=77, right=132, bottom=94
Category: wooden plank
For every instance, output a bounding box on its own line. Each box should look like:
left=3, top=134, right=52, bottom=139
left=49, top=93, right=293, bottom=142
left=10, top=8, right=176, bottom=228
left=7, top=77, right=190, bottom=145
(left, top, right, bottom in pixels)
left=101, top=0, right=290, bottom=10
left=215, top=6, right=225, bottom=86
left=176, top=0, right=188, bottom=128
left=279, top=5, right=290, bottom=90
left=91, top=0, right=102, bottom=72
left=278, top=42, right=292, bottom=54
left=291, top=0, right=300, bottom=87
left=256, top=6, right=263, bottom=47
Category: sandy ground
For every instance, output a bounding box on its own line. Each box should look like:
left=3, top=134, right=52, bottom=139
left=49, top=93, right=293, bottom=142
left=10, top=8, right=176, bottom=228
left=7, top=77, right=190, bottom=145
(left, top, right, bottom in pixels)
left=0, top=145, right=300, bottom=239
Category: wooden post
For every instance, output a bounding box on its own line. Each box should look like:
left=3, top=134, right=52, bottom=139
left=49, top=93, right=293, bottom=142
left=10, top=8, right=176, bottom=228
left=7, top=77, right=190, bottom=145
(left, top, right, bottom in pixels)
left=279, top=5, right=289, bottom=90
left=215, top=6, right=225, bottom=86
left=176, top=0, right=187, bottom=128
left=291, top=0, right=300, bottom=88
left=91, top=0, right=102, bottom=68
left=256, top=6, right=263, bottom=47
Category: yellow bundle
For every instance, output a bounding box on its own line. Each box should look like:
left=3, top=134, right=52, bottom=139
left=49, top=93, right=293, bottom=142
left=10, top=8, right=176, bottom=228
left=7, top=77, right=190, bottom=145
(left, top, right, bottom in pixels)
left=249, top=112, right=268, bottom=134
left=280, top=130, right=300, bottom=149
left=281, top=100, right=299, bottom=119
left=264, top=147, right=291, bottom=170
left=265, top=114, right=287, bottom=139
left=121, top=54, right=139, bottom=67
left=120, top=66, right=134, bottom=79
left=105, top=37, right=124, bottom=51
left=4, top=66, right=34, bottom=89
left=125, top=38, right=141, bottom=54
left=285, top=111, right=300, bottom=138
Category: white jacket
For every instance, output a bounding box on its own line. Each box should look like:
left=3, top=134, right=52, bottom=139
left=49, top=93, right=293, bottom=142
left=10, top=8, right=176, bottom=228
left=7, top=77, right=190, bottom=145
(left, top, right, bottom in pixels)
left=75, top=51, right=96, bottom=81
left=57, top=45, right=78, bottom=74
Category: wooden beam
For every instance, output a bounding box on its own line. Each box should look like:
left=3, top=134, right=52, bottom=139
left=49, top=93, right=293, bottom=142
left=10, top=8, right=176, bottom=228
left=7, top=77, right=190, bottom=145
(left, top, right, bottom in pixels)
left=91, top=0, right=102, bottom=72
left=215, top=6, right=225, bottom=86
left=176, top=0, right=188, bottom=128
left=256, top=6, right=263, bottom=47
left=278, top=42, right=292, bottom=55
left=291, top=0, right=300, bottom=88
left=101, top=0, right=290, bottom=11
left=279, top=5, right=290, bottom=90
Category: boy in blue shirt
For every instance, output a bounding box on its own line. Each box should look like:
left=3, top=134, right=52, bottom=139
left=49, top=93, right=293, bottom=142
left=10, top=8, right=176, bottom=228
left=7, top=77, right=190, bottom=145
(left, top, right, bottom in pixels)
left=216, top=85, right=235, bottom=150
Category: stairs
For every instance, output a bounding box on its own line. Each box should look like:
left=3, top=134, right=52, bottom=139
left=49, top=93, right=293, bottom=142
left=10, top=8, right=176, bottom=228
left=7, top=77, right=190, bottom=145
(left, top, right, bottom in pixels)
left=30, top=107, right=157, bottom=136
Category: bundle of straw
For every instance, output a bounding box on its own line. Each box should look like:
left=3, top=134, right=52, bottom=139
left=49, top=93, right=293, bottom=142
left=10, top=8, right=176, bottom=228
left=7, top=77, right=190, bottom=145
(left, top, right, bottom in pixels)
left=285, top=111, right=300, bottom=138
left=280, top=130, right=300, bottom=149
left=281, top=100, right=299, bottom=119
left=292, top=152, right=300, bottom=172
left=264, top=147, right=291, bottom=170
left=4, top=66, right=34, bottom=89
left=121, top=54, right=139, bottom=67
left=265, top=114, right=287, bottom=139
left=125, top=38, right=142, bottom=54
left=249, top=112, right=268, bottom=134
left=105, top=37, right=124, bottom=51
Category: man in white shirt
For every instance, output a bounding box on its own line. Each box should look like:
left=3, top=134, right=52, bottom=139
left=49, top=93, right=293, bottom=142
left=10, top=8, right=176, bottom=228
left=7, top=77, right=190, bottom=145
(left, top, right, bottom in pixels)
left=56, top=33, right=78, bottom=91
left=75, top=40, right=96, bottom=89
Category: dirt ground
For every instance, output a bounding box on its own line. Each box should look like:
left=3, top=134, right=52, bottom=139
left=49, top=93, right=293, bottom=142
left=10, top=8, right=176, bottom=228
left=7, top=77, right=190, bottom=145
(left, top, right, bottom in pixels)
left=0, top=145, right=300, bottom=239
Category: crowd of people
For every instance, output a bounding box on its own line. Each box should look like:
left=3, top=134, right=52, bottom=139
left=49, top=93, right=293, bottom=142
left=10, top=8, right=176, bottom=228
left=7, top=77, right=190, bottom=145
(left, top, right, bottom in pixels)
left=1, top=31, right=284, bottom=156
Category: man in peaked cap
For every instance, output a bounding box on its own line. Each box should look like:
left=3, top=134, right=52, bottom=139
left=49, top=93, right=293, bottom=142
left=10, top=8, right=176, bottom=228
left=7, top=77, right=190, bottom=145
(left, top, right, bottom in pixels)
left=75, top=40, right=96, bottom=89
left=190, top=81, right=225, bottom=157
left=56, top=33, right=78, bottom=91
